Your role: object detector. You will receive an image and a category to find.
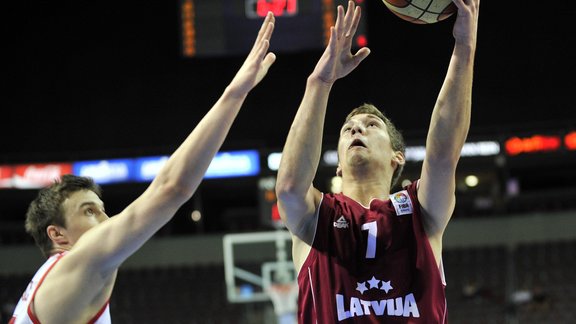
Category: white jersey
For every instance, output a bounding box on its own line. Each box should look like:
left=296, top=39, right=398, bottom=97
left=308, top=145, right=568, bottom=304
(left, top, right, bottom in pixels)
left=10, top=252, right=111, bottom=324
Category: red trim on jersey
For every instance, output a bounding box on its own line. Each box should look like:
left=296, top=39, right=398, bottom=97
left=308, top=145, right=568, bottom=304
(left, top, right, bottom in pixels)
left=27, top=253, right=65, bottom=324
left=88, top=299, right=110, bottom=324
left=25, top=252, right=110, bottom=324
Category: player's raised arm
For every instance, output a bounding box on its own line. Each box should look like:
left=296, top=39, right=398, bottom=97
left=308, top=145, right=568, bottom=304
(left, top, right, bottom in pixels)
left=418, top=0, right=480, bottom=255
left=276, top=1, right=369, bottom=245
left=30, top=13, right=276, bottom=323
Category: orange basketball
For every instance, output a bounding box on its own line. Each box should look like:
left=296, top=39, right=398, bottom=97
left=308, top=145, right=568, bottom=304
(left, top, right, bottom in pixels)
left=382, top=0, right=456, bottom=24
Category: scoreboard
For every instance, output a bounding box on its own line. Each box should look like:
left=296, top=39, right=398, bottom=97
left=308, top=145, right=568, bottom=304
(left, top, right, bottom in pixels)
left=180, top=0, right=367, bottom=57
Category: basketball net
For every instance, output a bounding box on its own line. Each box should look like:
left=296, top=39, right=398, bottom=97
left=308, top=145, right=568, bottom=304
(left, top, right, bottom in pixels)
left=266, top=281, right=298, bottom=324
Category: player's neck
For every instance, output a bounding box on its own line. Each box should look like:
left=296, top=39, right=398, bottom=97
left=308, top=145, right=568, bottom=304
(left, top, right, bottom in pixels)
left=50, top=245, right=72, bottom=256
left=341, top=178, right=391, bottom=207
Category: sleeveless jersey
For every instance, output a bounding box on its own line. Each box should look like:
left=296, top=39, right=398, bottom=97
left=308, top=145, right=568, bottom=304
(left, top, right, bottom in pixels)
left=10, top=252, right=111, bottom=324
left=297, top=181, right=447, bottom=323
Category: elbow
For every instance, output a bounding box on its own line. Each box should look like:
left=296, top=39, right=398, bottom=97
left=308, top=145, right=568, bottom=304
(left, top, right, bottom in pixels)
left=276, top=181, right=309, bottom=213
left=275, top=177, right=306, bottom=201
left=275, top=182, right=298, bottom=203
left=154, top=179, right=196, bottom=205
left=275, top=184, right=312, bottom=235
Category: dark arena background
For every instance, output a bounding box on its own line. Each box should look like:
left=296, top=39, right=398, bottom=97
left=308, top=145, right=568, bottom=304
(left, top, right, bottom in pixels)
left=2, top=1, right=575, bottom=323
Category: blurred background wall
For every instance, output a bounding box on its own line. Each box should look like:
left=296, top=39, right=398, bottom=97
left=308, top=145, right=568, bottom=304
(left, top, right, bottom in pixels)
left=1, top=0, right=575, bottom=323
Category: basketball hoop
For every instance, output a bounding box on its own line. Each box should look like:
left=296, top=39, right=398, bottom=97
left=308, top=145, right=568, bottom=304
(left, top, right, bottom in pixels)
left=266, top=282, right=298, bottom=324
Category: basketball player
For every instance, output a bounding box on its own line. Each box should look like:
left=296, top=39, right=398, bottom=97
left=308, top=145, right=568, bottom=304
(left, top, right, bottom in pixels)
left=275, top=0, right=479, bottom=322
left=9, top=12, right=277, bottom=324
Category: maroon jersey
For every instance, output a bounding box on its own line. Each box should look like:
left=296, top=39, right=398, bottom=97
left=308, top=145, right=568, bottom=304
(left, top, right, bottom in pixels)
left=297, top=181, right=447, bottom=323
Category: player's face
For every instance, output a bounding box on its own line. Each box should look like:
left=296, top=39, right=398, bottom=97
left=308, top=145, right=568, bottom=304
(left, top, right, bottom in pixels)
left=61, top=189, right=109, bottom=246
left=337, top=113, right=395, bottom=174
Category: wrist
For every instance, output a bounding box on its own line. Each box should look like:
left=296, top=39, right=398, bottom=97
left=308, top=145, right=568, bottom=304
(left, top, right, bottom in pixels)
left=223, top=85, right=249, bottom=100
left=453, top=39, right=476, bottom=55
left=307, top=75, right=334, bottom=89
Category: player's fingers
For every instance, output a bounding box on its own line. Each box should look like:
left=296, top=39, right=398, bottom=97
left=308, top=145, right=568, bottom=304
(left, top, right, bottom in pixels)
left=353, top=47, right=371, bottom=66
left=334, top=5, right=345, bottom=38
left=252, top=12, right=274, bottom=53
left=452, top=0, right=474, bottom=11
left=341, top=6, right=360, bottom=52
left=257, top=12, right=274, bottom=42
left=328, top=26, right=338, bottom=53
left=255, top=37, right=271, bottom=61
left=263, top=21, right=275, bottom=43
left=251, top=21, right=274, bottom=57
left=342, top=1, right=355, bottom=32
left=346, top=6, right=361, bottom=39
left=262, top=52, right=277, bottom=71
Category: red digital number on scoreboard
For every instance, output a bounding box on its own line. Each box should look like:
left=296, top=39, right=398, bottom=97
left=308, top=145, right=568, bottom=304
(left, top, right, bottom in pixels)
left=246, top=0, right=298, bottom=18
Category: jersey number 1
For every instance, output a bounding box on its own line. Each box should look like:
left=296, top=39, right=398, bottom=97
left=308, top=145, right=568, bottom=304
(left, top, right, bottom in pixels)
left=361, top=221, right=377, bottom=259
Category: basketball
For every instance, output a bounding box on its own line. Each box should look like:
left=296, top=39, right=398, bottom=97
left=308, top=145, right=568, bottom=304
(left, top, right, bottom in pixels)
left=382, top=0, right=457, bottom=24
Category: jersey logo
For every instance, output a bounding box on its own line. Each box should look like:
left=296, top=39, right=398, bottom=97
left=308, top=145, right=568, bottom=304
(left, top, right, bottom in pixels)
left=333, top=216, right=349, bottom=229
left=336, top=277, right=420, bottom=321
left=390, top=190, right=413, bottom=216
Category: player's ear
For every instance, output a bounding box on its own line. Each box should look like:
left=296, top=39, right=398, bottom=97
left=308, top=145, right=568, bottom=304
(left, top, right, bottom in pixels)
left=47, top=225, right=69, bottom=246
left=392, top=151, right=405, bottom=168
left=336, top=163, right=342, bottom=177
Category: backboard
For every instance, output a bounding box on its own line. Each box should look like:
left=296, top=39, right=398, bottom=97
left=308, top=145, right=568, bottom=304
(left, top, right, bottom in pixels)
left=223, top=230, right=295, bottom=303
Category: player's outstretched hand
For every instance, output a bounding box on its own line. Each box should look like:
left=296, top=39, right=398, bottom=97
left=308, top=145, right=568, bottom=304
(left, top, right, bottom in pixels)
left=228, top=12, right=277, bottom=98
left=452, top=0, right=480, bottom=48
left=310, top=1, right=370, bottom=85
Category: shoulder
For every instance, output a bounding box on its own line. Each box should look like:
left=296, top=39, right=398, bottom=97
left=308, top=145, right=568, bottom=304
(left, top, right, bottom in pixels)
left=319, top=193, right=365, bottom=214
left=398, top=180, right=421, bottom=206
